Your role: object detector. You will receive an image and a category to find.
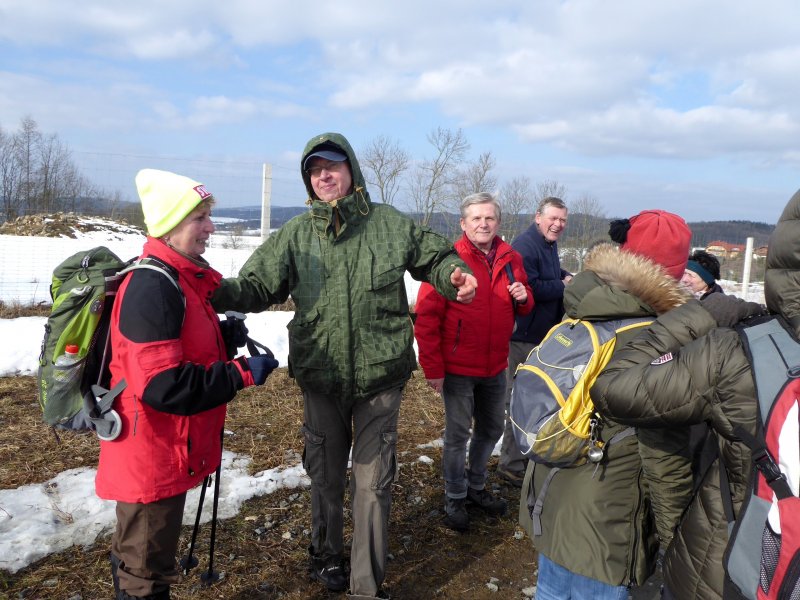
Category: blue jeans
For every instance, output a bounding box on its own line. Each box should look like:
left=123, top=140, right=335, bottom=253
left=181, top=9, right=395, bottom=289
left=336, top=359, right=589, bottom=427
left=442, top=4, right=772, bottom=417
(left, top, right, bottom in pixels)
left=442, top=372, right=506, bottom=498
left=536, top=554, right=628, bottom=600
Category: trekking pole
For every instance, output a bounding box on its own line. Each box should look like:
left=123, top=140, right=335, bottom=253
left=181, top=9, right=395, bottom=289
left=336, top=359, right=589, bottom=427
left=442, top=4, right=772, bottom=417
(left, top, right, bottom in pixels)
left=200, top=461, right=222, bottom=586
left=180, top=475, right=209, bottom=574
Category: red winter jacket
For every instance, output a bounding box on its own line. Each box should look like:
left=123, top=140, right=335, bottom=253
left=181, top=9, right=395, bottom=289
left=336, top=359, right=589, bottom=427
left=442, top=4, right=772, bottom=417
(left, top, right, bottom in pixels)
left=414, top=235, right=533, bottom=379
left=95, top=238, right=255, bottom=503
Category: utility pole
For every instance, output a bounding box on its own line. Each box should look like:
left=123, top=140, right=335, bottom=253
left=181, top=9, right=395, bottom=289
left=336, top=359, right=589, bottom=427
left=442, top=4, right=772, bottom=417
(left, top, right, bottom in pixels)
left=261, top=163, right=272, bottom=241
left=741, top=236, right=754, bottom=300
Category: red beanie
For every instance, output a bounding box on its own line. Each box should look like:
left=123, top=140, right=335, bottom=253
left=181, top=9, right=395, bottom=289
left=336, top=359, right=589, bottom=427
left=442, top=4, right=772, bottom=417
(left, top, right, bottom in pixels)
left=622, top=210, right=692, bottom=280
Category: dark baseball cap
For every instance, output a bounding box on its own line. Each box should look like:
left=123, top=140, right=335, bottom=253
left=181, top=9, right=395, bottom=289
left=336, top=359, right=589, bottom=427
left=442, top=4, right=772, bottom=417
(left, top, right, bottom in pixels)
left=303, top=149, right=348, bottom=171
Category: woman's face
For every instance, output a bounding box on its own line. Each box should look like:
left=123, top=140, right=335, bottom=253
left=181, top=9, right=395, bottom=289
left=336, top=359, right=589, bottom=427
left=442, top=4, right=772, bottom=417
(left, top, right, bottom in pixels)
left=164, top=201, right=215, bottom=258
left=681, top=269, right=708, bottom=294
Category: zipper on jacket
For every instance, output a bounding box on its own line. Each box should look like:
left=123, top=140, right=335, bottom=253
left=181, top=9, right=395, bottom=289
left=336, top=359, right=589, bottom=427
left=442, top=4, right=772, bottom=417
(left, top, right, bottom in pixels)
left=451, top=319, right=462, bottom=354
left=627, top=466, right=644, bottom=586
left=187, top=437, right=194, bottom=476
left=133, top=396, right=139, bottom=436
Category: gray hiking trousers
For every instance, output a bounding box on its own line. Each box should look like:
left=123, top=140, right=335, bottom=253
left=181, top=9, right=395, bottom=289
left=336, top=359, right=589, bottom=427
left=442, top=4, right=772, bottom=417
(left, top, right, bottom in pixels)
left=302, top=386, right=402, bottom=598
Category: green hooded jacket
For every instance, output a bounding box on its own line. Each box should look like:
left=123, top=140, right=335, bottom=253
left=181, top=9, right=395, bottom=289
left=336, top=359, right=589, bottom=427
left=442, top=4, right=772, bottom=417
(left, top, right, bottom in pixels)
left=519, top=243, right=693, bottom=587
left=213, top=132, right=468, bottom=400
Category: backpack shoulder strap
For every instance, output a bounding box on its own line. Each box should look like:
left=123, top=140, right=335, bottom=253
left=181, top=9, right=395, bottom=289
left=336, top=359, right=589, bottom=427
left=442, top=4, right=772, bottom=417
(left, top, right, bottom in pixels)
left=735, top=315, right=798, bottom=500
left=737, top=316, right=800, bottom=416
left=118, top=258, right=182, bottom=296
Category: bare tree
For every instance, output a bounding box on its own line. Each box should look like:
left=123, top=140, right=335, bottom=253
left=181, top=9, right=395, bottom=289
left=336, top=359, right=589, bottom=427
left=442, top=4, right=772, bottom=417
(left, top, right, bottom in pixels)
left=407, top=127, right=469, bottom=229
left=499, top=176, right=535, bottom=242
left=0, top=125, right=23, bottom=221
left=442, top=151, right=497, bottom=237
left=359, top=134, right=410, bottom=206
left=15, top=116, right=41, bottom=214
left=451, top=152, right=497, bottom=202
left=534, top=179, right=568, bottom=205
left=560, top=193, right=607, bottom=272
left=2, top=117, right=94, bottom=217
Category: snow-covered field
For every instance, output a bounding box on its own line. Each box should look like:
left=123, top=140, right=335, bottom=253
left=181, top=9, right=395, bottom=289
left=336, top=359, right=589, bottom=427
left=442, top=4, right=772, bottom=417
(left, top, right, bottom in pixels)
left=0, top=217, right=766, bottom=574
left=0, top=217, right=426, bottom=574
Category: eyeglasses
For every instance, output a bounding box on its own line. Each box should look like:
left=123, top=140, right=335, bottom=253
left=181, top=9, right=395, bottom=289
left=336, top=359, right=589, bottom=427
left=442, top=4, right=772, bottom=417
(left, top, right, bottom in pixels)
left=306, top=162, right=347, bottom=178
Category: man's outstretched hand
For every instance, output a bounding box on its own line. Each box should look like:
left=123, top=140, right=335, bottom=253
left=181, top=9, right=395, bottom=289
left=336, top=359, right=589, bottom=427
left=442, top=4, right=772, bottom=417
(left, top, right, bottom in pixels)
left=450, top=267, right=477, bottom=303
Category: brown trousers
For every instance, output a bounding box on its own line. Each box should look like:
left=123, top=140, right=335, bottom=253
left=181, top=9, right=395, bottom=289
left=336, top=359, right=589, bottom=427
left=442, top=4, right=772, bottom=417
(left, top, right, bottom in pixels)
left=302, top=386, right=402, bottom=598
left=111, top=492, right=187, bottom=597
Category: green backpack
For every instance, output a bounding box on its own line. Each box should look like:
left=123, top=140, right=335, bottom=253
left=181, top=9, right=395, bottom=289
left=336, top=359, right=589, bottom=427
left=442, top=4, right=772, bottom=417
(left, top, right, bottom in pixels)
left=37, top=246, right=179, bottom=440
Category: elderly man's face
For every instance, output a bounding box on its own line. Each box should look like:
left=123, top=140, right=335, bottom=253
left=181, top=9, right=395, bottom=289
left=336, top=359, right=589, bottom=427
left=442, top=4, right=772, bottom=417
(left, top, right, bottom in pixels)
left=460, top=202, right=499, bottom=252
left=307, top=157, right=353, bottom=203
left=535, top=205, right=568, bottom=242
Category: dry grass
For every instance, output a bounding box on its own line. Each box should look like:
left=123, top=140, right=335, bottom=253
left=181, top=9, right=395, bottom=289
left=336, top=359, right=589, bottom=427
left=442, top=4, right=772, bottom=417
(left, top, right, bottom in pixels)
left=0, top=301, right=51, bottom=318
left=0, top=370, right=536, bottom=599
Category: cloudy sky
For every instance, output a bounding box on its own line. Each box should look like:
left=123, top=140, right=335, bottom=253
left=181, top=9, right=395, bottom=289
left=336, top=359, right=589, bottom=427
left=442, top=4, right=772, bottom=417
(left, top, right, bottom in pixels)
left=2, top=0, right=799, bottom=222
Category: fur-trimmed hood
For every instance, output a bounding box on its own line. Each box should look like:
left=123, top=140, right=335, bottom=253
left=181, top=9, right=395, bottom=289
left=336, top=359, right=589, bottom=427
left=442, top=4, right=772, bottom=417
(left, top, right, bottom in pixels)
left=564, top=242, right=691, bottom=320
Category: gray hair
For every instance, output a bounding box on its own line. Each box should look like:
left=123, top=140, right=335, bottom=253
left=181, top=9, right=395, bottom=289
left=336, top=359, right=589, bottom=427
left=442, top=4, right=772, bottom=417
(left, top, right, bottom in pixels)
left=536, top=196, right=567, bottom=215
left=460, top=192, right=501, bottom=221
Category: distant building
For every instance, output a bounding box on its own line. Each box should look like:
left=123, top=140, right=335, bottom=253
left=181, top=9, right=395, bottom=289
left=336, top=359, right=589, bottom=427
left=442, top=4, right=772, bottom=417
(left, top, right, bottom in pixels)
left=705, top=240, right=745, bottom=259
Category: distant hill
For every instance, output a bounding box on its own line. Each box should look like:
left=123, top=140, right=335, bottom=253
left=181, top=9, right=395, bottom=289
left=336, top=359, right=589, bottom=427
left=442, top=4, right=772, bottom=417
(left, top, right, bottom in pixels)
left=214, top=205, right=306, bottom=230
left=684, top=220, right=773, bottom=248
left=213, top=205, right=775, bottom=248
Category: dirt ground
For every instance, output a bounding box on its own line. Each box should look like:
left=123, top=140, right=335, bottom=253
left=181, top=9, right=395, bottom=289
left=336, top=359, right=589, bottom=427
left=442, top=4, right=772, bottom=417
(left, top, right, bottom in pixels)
left=0, top=370, right=664, bottom=600
left=0, top=371, right=542, bottom=599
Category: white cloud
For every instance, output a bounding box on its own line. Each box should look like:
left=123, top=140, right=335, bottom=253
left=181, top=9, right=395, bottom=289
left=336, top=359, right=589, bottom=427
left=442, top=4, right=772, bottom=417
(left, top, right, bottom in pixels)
left=2, top=0, right=800, bottom=219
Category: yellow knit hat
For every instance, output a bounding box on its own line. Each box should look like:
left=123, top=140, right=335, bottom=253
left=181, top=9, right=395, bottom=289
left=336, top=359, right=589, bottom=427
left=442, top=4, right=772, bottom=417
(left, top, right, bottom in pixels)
left=136, top=169, right=213, bottom=238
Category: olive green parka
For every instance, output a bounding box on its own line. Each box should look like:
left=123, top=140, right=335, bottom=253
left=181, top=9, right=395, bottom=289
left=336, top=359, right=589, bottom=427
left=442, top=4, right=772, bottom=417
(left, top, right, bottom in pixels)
left=212, top=133, right=468, bottom=401
left=519, top=243, right=693, bottom=587
left=591, top=190, right=800, bottom=599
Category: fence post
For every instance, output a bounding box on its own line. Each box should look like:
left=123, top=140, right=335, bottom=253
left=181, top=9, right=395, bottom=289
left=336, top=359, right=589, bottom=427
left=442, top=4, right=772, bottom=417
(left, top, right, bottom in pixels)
left=260, top=163, right=272, bottom=242
left=741, top=237, right=754, bottom=300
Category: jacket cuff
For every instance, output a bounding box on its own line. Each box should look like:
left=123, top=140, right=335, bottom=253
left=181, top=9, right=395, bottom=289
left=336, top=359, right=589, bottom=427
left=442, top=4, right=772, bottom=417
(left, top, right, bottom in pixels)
left=233, top=356, right=255, bottom=388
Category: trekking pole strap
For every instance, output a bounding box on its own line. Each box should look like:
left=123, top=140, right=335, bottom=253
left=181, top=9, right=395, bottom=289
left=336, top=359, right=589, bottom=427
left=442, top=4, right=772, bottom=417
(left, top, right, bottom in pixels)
left=246, top=336, right=275, bottom=358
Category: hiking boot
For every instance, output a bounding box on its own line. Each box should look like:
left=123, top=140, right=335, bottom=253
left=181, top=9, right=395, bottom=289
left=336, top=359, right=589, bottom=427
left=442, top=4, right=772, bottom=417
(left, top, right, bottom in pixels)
left=309, top=557, right=348, bottom=592
left=443, top=496, right=470, bottom=531
left=116, top=589, right=170, bottom=599
left=348, top=588, right=391, bottom=599
left=497, top=466, right=525, bottom=488
left=466, top=487, right=508, bottom=516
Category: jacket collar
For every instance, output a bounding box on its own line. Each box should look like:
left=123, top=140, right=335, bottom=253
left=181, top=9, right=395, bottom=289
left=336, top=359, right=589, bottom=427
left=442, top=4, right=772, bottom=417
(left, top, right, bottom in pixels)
left=309, top=186, right=371, bottom=239
left=142, top=237, right=222, bottom=291
left=565, top=242, right=690, bottom=319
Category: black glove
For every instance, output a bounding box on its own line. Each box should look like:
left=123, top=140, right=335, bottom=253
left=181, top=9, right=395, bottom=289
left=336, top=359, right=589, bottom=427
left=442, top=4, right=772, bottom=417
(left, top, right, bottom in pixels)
left=701, top=293, right=765, bottom=328
left=219, top=313, right=249, bottom=359
left=248, top=355, right=279, bottom=385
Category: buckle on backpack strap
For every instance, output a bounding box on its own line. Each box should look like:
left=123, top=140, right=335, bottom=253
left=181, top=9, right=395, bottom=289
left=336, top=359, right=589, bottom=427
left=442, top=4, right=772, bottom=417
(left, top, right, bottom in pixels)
left=753, top=449, right=786, bottom=484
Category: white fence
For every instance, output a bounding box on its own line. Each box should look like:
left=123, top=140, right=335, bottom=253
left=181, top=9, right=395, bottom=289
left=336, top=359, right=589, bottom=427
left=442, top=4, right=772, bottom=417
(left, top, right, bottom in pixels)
left=0, top=232, right=425, bottom=307
left=0, top=234, right=257, bottom=305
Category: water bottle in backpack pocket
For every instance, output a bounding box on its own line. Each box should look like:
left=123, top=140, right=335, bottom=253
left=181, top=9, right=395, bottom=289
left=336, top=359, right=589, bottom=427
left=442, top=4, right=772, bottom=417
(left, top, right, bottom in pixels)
left=49, top=344, right=87, bottom=423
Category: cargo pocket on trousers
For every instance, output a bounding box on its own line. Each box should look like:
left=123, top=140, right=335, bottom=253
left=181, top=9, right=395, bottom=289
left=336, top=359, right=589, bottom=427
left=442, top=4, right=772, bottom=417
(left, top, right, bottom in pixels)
left=301, top=425, right=326, bottom=486
left=371, top=430, right=398, bottom=491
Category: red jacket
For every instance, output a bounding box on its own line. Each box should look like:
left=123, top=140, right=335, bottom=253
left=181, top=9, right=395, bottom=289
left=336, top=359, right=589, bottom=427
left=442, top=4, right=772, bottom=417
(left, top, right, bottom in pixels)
left=414, top=235, right=533, bottom=379
left=96, top=238, right=255, bottom=503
